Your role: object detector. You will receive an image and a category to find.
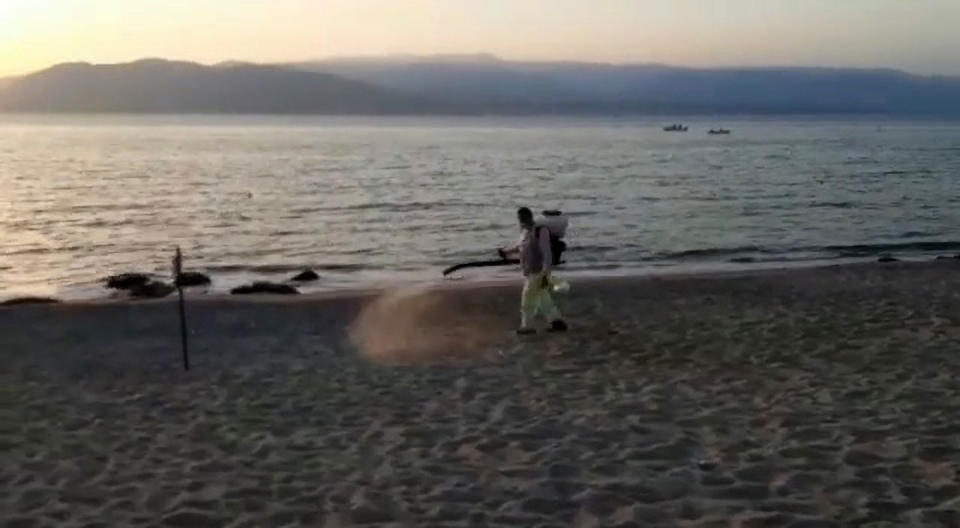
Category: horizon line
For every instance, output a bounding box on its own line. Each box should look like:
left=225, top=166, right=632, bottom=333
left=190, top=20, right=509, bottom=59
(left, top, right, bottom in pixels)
left=3, top=54, right=960, bottom=79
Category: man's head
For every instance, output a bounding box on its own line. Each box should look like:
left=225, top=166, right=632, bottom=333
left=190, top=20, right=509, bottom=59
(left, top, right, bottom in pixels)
left=517, top=207, right=534, bottom=229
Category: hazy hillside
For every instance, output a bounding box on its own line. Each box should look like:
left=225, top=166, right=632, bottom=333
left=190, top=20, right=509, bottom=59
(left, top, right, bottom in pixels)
left=0, top=59, right=450, bottom=114
left=293, top=56, right=960, bottom=115
left=2, top=56, right=959, bottom=115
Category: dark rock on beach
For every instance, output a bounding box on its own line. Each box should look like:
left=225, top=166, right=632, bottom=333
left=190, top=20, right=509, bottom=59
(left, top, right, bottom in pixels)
left=105, top=273, right=151, bottom=290
left=877, top=256, right=899, bottom=263
left=1, top=297, right=60, bottom=307
left=129, top=281, right=176, bottom=299
left=175, top=272, right=212, bottom=288
left=291, top=269, right=320, bottom=282
left=231, top=282, right=299, bottom=295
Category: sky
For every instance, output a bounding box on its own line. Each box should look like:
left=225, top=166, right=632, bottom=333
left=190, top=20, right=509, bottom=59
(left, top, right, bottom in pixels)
left=1, top=0, right=959, bottom=77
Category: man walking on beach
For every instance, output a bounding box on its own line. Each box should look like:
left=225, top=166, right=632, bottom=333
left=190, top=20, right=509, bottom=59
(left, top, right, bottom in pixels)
left=504, top=207, right=568, bottom=335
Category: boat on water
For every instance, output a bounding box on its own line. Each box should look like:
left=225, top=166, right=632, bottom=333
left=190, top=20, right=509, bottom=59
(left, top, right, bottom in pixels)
left=663, top=124, right=688, bottom=132
left=708, top=128, right=731, bottom=135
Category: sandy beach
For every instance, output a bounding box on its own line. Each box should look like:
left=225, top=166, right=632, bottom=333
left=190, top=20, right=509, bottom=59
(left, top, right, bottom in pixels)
left=3, top=260, right=960, bottom=527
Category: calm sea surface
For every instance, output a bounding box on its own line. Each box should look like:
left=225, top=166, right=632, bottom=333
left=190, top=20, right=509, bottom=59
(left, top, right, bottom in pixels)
left=1, top=115, right=958, bottom=300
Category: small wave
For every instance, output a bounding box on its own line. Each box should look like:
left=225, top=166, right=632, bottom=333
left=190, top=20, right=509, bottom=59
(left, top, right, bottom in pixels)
left=613, top=240, right=960, bottom=271
left=60, top=203, right=146, bottom=214
left=577, top=263, right=623, bottom=271
left=312, top=263, right=373, bottom=272
left=574, top=244, right=620, bottom=252
left=663, top=245, right=768, bottom=259
left=842, top=157, right=877, bottom=166
left=911, top=147, right=960, bottom=153
left=268, top=230, right=316, bottom=237
left=205, top=263, right=374, bottom=274
left=79, top=219, right=136, bottom=228
left=654, top=240, right=960, bottom=263
left=323, top=247, right=385, bottom=256
left=446, top=223, right=512, bottom=233
left=1, top=246, right=53, bottom=257
left=824, top=241, right=960, bottom=256
left=288, top=205, right=347, bottom=215
left=288, top=200, right=466, bottom=215
left=727, top=254, right=817, bottom=265
left=682, top=195, right=727, bottom=202
left=883, top=169, right=933, bottom=176
left=809, top=201, right=854, bottom=209
left=901, top=231, right=937, bottom=239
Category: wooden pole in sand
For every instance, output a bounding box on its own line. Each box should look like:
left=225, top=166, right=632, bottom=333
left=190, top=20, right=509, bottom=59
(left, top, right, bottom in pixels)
left=173, top=246, right=189, bottom=371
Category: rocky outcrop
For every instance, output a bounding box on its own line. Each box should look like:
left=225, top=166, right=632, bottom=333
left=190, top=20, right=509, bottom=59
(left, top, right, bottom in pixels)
left=129, top=281, right=176, bottom=299
left=175, top=272, right=212, bottom=288
left=291, top=269, right=320, bottom=282
left=105, top=273, right=151, bottom=290
left=230, top=282, right=299, bottom=295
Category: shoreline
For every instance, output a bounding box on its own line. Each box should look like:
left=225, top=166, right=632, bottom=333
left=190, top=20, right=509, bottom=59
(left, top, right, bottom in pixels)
left=4, top=257, right=956, bottom=309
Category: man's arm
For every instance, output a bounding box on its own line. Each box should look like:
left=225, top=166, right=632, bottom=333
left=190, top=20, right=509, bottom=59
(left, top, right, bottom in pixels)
left=500, top=232, right=525, bottom=259
left=499, top=243, right=520, bottom=260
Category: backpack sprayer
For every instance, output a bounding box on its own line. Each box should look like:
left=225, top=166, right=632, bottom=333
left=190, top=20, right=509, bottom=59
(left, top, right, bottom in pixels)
left=442, top=210, right=569, bottom=276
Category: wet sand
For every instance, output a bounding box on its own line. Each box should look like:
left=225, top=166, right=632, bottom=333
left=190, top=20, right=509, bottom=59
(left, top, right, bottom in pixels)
left=3, top=261, right=960, bottom=527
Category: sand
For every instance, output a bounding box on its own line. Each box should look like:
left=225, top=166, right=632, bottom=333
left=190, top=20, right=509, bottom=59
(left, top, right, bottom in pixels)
left=3, top=261, right=960, bottom=527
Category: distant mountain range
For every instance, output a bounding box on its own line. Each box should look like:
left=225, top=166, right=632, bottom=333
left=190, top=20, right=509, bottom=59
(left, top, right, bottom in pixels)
left=0, top=59, right=445, bottom=114
left=1, top=56, right=959, bottom=115
left=292, top=56, right=960, bottom=114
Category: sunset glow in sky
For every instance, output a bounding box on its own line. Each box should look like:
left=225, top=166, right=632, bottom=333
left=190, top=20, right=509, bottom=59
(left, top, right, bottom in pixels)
left=1, top=0, right=959, bottom=77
